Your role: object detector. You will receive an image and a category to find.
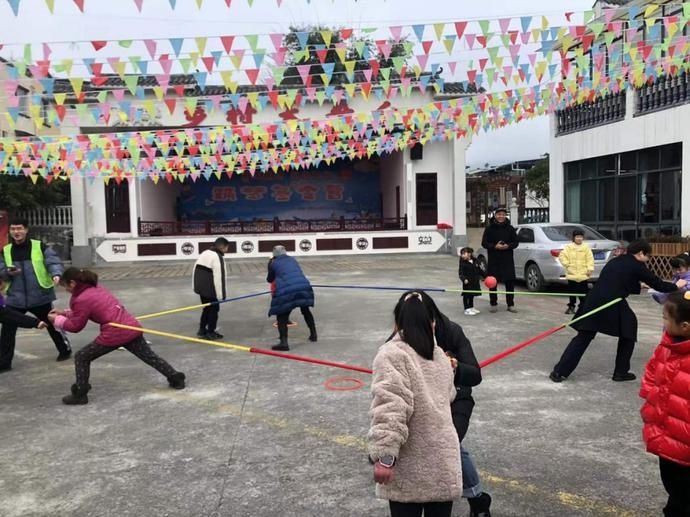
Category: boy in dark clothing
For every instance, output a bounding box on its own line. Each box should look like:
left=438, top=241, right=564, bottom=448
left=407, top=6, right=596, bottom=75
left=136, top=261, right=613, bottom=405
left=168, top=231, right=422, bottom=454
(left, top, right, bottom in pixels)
left=459, top=247, right=485, bottom=316
left=0, top=283, right=47, bottom=335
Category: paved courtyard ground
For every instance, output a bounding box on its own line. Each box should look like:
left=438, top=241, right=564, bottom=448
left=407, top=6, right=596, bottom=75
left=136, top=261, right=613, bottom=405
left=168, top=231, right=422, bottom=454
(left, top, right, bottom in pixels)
left=0, top=254, right=668, bottom=516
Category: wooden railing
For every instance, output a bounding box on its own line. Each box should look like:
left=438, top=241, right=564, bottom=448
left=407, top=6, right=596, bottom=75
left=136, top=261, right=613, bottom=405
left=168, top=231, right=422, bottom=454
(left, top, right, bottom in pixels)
left=555, top=92, right=626, bottom=136
left=16, top=205, right=72, bottom=227
left=636, top=72, right=690, bottom=115
left=519, top=207, right=549, bottom=224
left=138, top=216, right=408, bottom=237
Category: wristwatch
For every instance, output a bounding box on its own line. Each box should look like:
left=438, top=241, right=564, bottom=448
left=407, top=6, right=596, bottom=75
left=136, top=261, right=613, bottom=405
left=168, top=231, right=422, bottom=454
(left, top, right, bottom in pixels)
left=378, top=455, right=396, bottom=468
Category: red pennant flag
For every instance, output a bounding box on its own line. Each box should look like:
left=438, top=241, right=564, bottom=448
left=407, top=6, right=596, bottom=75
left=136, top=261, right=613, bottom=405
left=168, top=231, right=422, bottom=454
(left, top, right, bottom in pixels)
left=422, top=41, right=433, bottom=55
left=454, top=21, right=467, bottom=39
left=565, top=12, right=573, bottom=21
left=340, top=28, right=353, bottom=40
left=220, top=36, right=234, bottom=54
left=245, top=69, right=260, bottom=85
left=73, top=0, right=84, bottom=11
left=55, top=105, right=67, bottom=121
left=201, top=56, right=215, bottom=72
left=91, top=40, right=107, bottom=51
left=92, top=76, right=108, bottom=86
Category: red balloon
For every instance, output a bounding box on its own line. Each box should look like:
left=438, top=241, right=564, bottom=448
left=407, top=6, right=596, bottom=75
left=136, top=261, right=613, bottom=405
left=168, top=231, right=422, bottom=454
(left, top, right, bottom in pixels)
left=484, top=276, right=498, bottom=289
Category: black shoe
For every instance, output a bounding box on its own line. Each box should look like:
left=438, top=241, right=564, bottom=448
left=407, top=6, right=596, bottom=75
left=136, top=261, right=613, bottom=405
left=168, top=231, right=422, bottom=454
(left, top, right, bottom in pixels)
left=469, top=491, right=492, bottom=517
left=62, top=384, right=89, bottom=405
left=272, top=337, right=289, bottom=351
left=549, top=371, right=567, bottom=383
left=0, top=365, right=12, bottom=374
left=308, top=332, right=317, bottom=342
left=168, top=372, right=186, bottom=389
left=56, top=350, right=72, bottom=362
left=565, top=306, right=575, bottom=315
left=206, top=331, right=224, bottom=340
left=196, top=330, right=208, bottom=339
left=612, top=372, right=636, bottom=382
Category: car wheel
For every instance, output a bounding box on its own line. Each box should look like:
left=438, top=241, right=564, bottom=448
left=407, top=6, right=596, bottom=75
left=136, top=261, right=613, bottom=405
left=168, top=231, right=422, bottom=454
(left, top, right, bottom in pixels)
left=476, top=255, right=487, bottom=274
left=525, top=263, right=544, bottom=292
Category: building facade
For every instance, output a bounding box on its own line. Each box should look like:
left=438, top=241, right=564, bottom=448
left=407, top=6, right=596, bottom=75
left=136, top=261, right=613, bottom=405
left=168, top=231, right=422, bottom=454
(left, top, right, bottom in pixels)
left=549, top=0, right=689, bottom=241
left=58, top=77, right=474, bottom=264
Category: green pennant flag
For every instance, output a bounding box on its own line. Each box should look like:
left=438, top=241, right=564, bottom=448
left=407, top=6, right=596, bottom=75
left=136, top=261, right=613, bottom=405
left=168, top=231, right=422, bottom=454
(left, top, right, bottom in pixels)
left=180, top=58, right=192, bottom=73
left=245, top=34, right=259, bottom=52
left=392, top=56, right=405, bottom=73
left=124, top=75, right=138, bottom=95
left=479, top=19, right=490, bottom=35
left=119, top=40, right=133, bottom=48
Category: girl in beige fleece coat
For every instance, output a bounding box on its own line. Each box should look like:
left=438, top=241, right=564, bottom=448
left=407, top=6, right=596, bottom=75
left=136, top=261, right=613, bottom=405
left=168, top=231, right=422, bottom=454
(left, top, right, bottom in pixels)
left=368, top=291, right=461, bottom=517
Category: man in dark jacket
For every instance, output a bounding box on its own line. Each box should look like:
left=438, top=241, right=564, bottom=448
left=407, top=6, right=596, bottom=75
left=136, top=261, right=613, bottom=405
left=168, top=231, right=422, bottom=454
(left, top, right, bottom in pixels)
left=267, top=246, right=316, bottom=351
left=0, top=218, right=70, bottom=372
left=193, top=237, right=230, bottom=340
left=481, top=208, right=519, bottom=313
left=416, top=292, right=492, bottom=517
left=550, top=240, right=686, bottom=383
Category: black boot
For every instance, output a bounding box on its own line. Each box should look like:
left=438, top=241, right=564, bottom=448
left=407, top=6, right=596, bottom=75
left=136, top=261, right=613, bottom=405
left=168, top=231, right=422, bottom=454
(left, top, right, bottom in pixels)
left=468, top=492, right=491, bottom=517
left=308, top=325, right=317, bottom=342
left=56, top=350, right=72, bottom=362
left=168, top=372, right=186, bottom=389
left=62, top=384, right=89, bottom=405
left=272, top=337, right=289, bottom=351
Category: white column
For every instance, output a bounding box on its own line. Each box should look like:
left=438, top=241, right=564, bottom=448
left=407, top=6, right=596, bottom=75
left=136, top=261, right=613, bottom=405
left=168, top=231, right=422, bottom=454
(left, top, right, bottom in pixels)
left=682, top=135, right=690, bottom=236
left=452, top=138, right=468, bottom=249
left=405, top=157, right=415, bottom=229
left=70, top=177, right=88, bottom=246
left=128, top=177, right=139, bottom=236
left=548, top=114, right=564, bottom=223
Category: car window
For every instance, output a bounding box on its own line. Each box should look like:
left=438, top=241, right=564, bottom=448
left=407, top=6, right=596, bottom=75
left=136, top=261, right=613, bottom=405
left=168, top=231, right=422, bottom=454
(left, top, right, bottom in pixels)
left=518, top=228, right=535, bottom=243
left=542, top=225, right=606, bottom=241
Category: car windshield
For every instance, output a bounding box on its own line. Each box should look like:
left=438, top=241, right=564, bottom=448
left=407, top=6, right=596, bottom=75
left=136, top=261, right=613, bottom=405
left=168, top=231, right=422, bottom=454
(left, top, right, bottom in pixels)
left=542, top=226, right=606, bottom=242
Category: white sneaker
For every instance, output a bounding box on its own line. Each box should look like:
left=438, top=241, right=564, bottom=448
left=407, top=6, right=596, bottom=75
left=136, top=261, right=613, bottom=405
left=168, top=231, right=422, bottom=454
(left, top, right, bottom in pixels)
left=471, top=308, right=481, bottom=315
left=464, top=309, right=476, bottom=316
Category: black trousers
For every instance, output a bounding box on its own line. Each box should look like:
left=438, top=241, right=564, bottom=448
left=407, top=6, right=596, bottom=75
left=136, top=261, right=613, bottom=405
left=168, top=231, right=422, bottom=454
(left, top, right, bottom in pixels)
left=74, top=336, right=177, bottom=388
left=489, top=278, right=515, bottom=307
left=462, top=295, right=475, bottom=310
left=199, top=296, right=220, bottom=333
left=553, top=330, right=635, bottom=377
left=659, top=457, right=690, bottom=517
left=567, top=280, right=589, bottom=309
left=277, top=307, right=315, bottom=339
left=389, top=501, right=453, bottom=517
left=0, top=303, right=71, bottom=367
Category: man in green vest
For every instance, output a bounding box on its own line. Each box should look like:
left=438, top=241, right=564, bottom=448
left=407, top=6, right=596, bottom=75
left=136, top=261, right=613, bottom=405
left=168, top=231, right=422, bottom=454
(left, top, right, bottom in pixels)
left=0, top=218, right=71, bottom=373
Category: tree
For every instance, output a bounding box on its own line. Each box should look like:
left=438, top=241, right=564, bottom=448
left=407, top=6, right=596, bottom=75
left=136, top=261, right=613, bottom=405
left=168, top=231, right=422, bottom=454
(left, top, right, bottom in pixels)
left=0, top=175, right=70, bottom=213
left=525, top=156, right=549, bottom=207
left=279, top=25, right=412, bottom=87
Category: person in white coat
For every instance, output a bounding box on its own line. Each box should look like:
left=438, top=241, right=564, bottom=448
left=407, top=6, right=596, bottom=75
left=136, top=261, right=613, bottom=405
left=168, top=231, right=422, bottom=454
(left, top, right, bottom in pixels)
left=192, top=237, right=229, bottom=340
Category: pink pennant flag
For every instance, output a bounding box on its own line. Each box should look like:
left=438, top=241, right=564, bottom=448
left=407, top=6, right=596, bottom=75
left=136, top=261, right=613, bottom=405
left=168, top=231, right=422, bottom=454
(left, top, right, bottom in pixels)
left=604, top=8, right=616, bottom=24
left=520, top=32, right=531, bottom=44
left=155, top=74, right=170, bottom=91
left=112, top=89, right=126, bottom=101
left=270, top=33, right=283, bottom=50
left=144, top=39, right=157, bottom=59
left=42, top=43, right=52, bottom=59
left=499, top=18, right=511, bottom=33
left=264, top=77, right=275, bottom=90
left=107, top=57, right=121, bottom=73
left=305, top=87, right=316, bottom=101
left=389, top=26, right=403, bottom=41
left=133, top=0, right=143, bottom=11
left=273, top=50, right=286, bottom=66
left=297, top=64, right=310, bottom=83
left=528, top=53, right=537, bottom=66
left=465, top=33, right=476, bottom=49
left=159, top=54, right=172, bottom=75
left=447, top=61, right=457, bottom=76
left=363, top=68, right=373, bottom=82
left=416, top=54, right=429, bottom=70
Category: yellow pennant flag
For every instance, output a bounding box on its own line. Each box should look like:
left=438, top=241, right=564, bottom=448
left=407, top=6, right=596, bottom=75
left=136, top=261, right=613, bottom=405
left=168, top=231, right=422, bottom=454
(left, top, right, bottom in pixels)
left=320, top=30, right=332, bottom=47
left=195, top=37, right=207, bottom=55
left=335, top=47, right=347, bottom=63
left=433, top=23, right=445, bottom=41
left=69, top=77, right=84, bottom=96
left=44, top=0, right=55, bottom=12
left=644, top=4, right=659, bottom=18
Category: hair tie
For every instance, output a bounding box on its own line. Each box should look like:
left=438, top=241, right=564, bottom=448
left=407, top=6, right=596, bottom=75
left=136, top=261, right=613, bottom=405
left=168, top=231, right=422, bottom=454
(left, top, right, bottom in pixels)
left=404, top=292, right=423, bottom=302
left=684, top=291, right=690, bottom=301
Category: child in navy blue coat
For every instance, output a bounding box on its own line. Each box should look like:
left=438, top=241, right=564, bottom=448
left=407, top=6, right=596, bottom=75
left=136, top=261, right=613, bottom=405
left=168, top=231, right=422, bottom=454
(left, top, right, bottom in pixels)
left=459, top=247, right=485, bottom=316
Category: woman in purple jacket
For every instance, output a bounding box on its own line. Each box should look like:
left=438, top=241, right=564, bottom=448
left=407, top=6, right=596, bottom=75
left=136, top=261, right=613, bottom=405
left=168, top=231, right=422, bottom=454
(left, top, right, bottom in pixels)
left=49, top=268, right=185, bottom=405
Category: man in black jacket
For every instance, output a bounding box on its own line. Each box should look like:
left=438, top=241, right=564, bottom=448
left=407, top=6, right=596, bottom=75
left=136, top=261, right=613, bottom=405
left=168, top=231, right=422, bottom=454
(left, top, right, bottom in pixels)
left=421, top=292, right=492, bottom=517
left=550, top=240, right=686, bottom=383
left=481, top=208, right=519, bottom=313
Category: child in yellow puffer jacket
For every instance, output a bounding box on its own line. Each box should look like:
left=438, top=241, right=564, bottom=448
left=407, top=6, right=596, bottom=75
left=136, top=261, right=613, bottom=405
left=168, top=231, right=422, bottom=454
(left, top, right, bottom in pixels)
left=558, top=229, right=594, bottom=315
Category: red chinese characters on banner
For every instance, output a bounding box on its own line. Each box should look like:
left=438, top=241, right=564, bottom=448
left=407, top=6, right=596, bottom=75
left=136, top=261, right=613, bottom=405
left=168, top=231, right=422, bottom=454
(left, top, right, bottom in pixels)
left=271, top=184, right=293, bottom=202
left=182, top=106, right=208, bottom=127
left=226, top=105, right=257, bottom=125
left=325, top=184, right=345, bottom=201
left=295, top=184, right=319, bottom=201
left=212, top=186, right=237, bottom=202
left=240, top=186, right=268, bottom=201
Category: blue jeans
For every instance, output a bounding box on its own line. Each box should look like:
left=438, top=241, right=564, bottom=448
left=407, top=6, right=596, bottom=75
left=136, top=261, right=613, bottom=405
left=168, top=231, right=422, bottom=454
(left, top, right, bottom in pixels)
left=461, top=446, right=482, bottom=498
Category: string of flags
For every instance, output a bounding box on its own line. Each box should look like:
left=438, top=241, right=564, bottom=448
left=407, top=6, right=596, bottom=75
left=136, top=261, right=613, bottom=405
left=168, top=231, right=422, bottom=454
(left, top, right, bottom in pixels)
left=0, top=3, right=689, bottom=181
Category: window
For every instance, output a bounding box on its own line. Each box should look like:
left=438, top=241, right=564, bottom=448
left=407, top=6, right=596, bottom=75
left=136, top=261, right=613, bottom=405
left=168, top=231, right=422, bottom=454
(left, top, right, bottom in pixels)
left=563, top=143, right=681, bottom=239
left=16, top=85, right=29, bottom=117
left=518, top=228, right=535, bottom=243
left=543, top=225, right=605, bottom=241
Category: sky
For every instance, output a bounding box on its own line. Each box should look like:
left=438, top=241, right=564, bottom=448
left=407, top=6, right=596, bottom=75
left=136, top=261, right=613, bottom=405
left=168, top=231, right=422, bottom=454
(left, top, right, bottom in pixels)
left=0, top=0, right=594, bottom=167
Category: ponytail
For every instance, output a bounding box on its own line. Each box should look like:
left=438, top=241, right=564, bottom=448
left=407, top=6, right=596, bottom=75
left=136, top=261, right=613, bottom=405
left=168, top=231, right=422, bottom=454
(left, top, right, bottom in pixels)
left=392, top=291, right=435, bottom=360
left=61, top=267, right=98, bottom=287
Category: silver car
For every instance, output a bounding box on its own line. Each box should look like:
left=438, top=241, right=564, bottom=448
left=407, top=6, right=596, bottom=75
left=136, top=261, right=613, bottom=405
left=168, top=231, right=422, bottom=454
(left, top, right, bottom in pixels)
left=476, top=223, right=624, bottom=292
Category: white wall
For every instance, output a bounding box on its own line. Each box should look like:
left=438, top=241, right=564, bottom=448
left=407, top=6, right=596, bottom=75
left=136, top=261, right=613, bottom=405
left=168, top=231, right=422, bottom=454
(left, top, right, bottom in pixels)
left=380, top=151, right=404, bottom=219
left=550, top=92, right=690, bottom=235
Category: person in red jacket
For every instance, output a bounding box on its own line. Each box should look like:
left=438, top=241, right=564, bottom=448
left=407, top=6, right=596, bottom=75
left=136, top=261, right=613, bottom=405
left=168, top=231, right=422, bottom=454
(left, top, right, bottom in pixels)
left=48, top=268, right=185, bottom=405
left=640, top=291, right=690, bottom=517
